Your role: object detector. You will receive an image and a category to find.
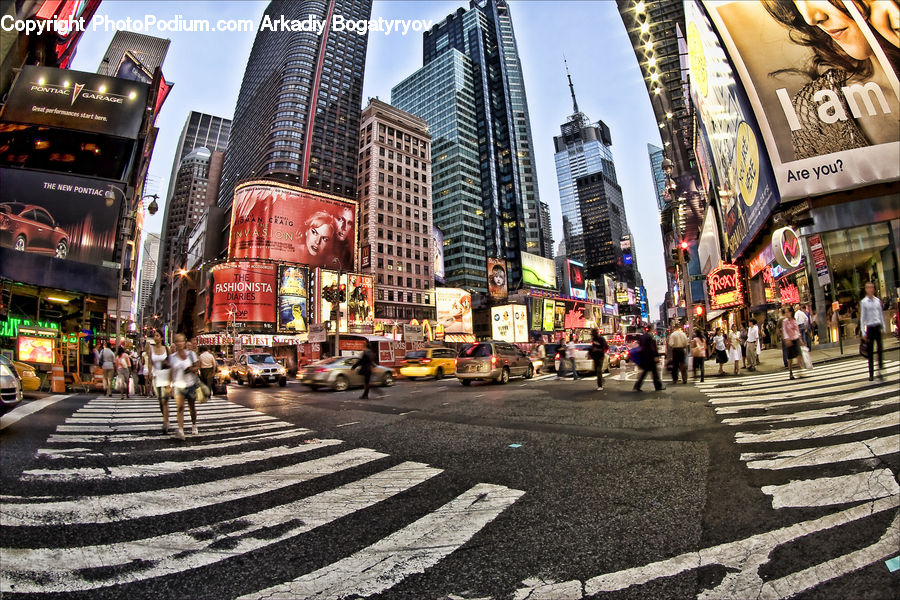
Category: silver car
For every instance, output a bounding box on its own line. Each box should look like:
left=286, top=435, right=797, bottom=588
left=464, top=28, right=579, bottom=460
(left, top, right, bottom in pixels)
left=554, top=344, right=610, bottom=374
left=300, top=356, right=394, bottom=392
left=0, top=355, right=23, bottom=414
left=455, top=341, right=533, bottom=385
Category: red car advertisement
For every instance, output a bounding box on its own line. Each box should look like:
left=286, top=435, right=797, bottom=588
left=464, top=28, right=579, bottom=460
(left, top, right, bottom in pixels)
left=0, top=168, right=121, bottom=265
left=229, top=182, right=357, bottom=270
left=208, top=261, right=277, bottom=331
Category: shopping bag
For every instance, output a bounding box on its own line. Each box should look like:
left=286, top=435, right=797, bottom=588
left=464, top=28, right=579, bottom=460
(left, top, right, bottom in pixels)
left=197, top=381, right=210, bottom=404
left=800, top=346, right=813, bottom=370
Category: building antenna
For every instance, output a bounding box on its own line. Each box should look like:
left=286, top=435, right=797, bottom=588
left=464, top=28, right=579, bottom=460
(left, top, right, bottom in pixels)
left=564, top=57, right=580, bottom=115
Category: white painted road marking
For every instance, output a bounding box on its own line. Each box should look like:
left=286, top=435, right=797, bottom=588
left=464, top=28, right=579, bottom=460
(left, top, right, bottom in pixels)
left=238, top=482, right=524, bottom=600
left=734, top=411, right=900, bottom=444
left=43, top=421, right=294, bottom=444
left=0, top=395, right=69, bottom=431
left=742, top=434, right=900, bottom=470
left=761, top=469, right=900, bottom=509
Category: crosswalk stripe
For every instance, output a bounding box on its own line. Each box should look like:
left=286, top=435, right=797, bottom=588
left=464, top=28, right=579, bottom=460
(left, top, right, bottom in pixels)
left=1, top=447, right=387, bottom=526
left=55, top=415, right=277, bottom=432
left=721, top=396, right=897, bottom=425
left=741, top=434, right=900, bottom=470
left=702, top=370, right=899, bottom=405
left=761, top=469, right=900, bottom=509
left=0, top=462, right=442, bottom=594
left=238, top=482, right=524, bottom=600
left=64, top=412, right=278, bottom=424
left=22, top=439, right=343, bottom=481
left=715, top=389, right=898, bottom=417
left=37, top=428, right=314, bottom=459
left=44, top=421, right=294, bottom=444
left=694, top=359, right=897, bottom=388
left=734, top=411, right=900, bottom=444
left=0, top=395, right=70, bottom=431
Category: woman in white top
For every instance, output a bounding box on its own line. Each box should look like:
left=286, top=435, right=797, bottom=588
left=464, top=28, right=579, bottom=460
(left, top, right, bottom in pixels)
left=712, top=328, right=728, bottom=375
left=148, top=332, right=172, bottom=433
left=169, top=333, right=200, bottom=440
left=727, top=323, right=742, bottom=376
left=115, top=347, right=132, bottom=399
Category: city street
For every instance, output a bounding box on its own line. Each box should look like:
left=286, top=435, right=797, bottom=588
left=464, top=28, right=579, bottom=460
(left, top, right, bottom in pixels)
left=2, top=353, right=898, bottom=599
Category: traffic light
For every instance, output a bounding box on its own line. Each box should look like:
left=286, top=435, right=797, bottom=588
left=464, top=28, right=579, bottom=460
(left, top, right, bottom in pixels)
left=695, top=305, right=704, bottom=317
left=680, top=240, right=689, bottom=251
left=338, top=284, right=346, bottom=303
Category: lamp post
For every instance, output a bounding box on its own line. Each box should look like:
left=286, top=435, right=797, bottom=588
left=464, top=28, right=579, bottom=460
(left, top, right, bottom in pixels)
left=332, top=257, right=344, bottom=358
left=109, top=187, right=158, bottom=347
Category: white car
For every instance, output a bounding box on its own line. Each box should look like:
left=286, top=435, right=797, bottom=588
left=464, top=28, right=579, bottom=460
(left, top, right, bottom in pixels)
left=553, top=344, right=609, bottom=374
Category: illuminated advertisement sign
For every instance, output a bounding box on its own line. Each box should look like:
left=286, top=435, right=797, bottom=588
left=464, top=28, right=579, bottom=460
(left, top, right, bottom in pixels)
left=229, top=182, right=357, bottom=270
left=432, top=226, right=445, bottom=284
left=704, top=1, right=900, bottom=201
left=554, top=301, right=566, bottom=330
left=3, top=66, right=149, bottom=139
left=603, top=275, right=615, bottom=306
left=513, top=305, right=528, bottom=343
left=319, top=270, right=348, bottom=332
left=543, top=299, right=555, bottom=332
left=568, top=260, right=586, bottom=299
left=491, top=305, right=515, bottom=342
left=435, top=288, right=472, bottom=334
left=615, top=282, right=629, bottom=304
left=521, top=251, right=556, bottom=289
left=780, top=282, right=800, bottom=305
left=277, top=266, right=308, bottom=333
left=18, top=336, right=54, bottom=363
left=208, top=261, right=277, bottom=330
left=772, top=226, right=803, bottom=270
left=708, top=263, right=744, bottom=309
left=347, top=273, right=375, bottom=329
left=487, top=257, right=508, bottom=300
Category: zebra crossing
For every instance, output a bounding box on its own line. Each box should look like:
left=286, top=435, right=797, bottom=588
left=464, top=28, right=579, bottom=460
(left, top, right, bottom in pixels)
left=1, top=395, right=524, bottom=597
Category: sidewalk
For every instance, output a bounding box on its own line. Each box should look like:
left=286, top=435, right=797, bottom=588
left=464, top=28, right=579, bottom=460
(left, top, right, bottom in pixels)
left=735, top=336, right=900, bottom=375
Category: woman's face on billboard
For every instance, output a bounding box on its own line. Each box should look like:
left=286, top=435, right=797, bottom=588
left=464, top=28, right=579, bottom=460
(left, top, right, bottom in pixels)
left=334, top=208, right=353, bottom=241
left=305, top=221, right=333, bottom=256
left=794, top=0, right=872, bottom=59
left=864, top=0, right=900, bottom=47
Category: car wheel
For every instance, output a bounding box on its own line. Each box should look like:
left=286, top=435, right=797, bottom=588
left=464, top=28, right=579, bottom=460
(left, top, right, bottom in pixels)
left=14, top=235, right=26, bottom=252
left=407, top=376, right=417, bottom=381
left=497, top=368, right=509, bottom=384
left=278, top=378, right=287, bottom=387
left=382, top=373, right=394, bottom=387
left=334, top=375, right=349, bottom=392
left=55, top=239, right=68, bottom=259
left=524, top=365, right=534, bottom=379
left=434, top=367, right=443, bottom=381
left=306, top=384, right=319, bottom=391
left=460, top=379, right=472, bottom=386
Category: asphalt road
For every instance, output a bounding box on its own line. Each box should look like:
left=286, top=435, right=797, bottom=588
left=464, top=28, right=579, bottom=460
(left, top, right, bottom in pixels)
left=1, top=356, right=898, bottom=599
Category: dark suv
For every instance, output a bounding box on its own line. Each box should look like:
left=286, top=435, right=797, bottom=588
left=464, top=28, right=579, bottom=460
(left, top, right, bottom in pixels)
left=455, top=341, right=533, bottom=385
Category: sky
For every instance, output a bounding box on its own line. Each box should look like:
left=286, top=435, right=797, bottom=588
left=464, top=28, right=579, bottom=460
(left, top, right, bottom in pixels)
left=70, top=1, right=666, bottom=312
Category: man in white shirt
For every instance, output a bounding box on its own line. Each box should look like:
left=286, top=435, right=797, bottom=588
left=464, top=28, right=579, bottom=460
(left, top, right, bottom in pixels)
left=860, top=281, right=885, bottom=380
left=794, top=304, right=810, bottom=347
left=198, top=346, right=217, bottom=392
left=557, top=335, right=579, bottom=380
left=746, top=318, right=761, bottom=371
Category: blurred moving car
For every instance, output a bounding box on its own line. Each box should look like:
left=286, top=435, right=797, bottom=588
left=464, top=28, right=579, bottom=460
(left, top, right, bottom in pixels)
left=553, top=344, right=610, bottom=374
left=0, top=355, right=23, bottom=413
left=300, top=356, right=394, bottom=391
left=0, top=202, right=69, bottom=258
left=399, top=347, right=457, bottom=380
left=233, top=353, right=287, bottom=387
left=12, top=361, right=41, bottom=391
left=455, top=341, right=533, bottom=385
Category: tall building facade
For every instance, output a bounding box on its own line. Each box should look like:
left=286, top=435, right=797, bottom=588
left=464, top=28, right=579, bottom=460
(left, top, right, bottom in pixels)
left=392, top=50, right=485, bottom=291
left=218, top=0, right=373, bottom=213
left=137, top=232, right=161, bottom=323
left=647, top=143, right=667, bottom=211
left=358, top=99, right=434, bottom=321
left=394, top=0, right=550, bottom=293
left=164, top=112, right=231, bottom=203
left=97, top=31, right=170, bottom=76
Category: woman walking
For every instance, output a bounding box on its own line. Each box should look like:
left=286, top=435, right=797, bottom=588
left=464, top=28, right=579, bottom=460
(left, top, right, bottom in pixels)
left=115, top=347, right=132, bottom=399
left=728, top=323, right=742, bottom=376
left=691, top=330, right=707, bottom=382
left=148, top=332, right=172, bottom=433
left=170, top=333, right=200, bottom=440
left=712, top=327, right=728, bottom=375
left=782, top=307, right=802, bottom=380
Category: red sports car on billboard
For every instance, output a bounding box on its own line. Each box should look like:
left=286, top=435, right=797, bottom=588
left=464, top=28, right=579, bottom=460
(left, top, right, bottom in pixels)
left=0, top=202, right=69, bottom=259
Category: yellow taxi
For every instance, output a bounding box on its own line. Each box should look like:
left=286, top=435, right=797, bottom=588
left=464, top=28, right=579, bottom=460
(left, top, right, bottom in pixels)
left=399, top=347, right=458, bottom=380
left=13, top=362, right=41, bottom=392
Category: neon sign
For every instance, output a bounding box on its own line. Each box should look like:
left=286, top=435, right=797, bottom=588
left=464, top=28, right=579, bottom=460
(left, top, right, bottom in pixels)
left=708, top=263, right=744, bottom=309
left=780, top=283, right=800, bottom=306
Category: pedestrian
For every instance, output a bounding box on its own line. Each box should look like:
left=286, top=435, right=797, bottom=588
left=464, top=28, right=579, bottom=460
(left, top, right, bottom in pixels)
left=782, top=307, right=802, bottom=380
left=198, top=345, right=217, bottom=392
left=633, top=326, right=665, bottom=392
left=739, top=323, right=748, bottom=369
left=352, top=347, right=380, bottom=399
left=746, top=319, right=761, bottom=371
left=99, top=342, right=116, bottom=397
left=667, top=324, right=689, bottom=384
left=860, top=281, right=885, bottom=381
left=169, top=333, right=200, bottom=440
left=115, top=346, right=132, bottom=399
left=91, top=343, right=101, bottom=369
left=589, top=328, right=609, bottom=390
left=794, top=304, right=811, bottom=349
left=712, top=327, right=728, bottom=375
left=148, top=332, right=171, bottom=434
left=530, top=341, right=547, bottom=374
left=691, top=330, right=706, bottom=382
left=727, top=323, right=742, bottom=376
left=136, top=349, right=149, bottom=397
left=561, top=334, right=579, bottom=380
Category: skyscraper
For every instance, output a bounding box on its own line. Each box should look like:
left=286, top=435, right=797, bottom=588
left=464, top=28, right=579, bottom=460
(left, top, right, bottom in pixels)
left=137, top=232, right=161, bottom=323
left=218, top=0, right=373, bottom=212
left=165, top=112, right=231, bottom=202
left=394, top=0, right=550, bottom=292
left=97, top=31, right=170, bottom=76
left=647, top=143, right=667, bottom=211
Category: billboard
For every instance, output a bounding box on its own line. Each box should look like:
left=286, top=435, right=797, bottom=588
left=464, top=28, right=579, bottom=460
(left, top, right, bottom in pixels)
left=229, top=182, right=357, bottom=270
left=708, top=263, right=744, bottom=309
left=603, top=275, right=616, bottom=306
left=2, top=66, right=149, bottom=139
left=347, top=273, right=375, bottom=328
left=491, top=306, right=515, bottom=342
left=319, top=270, right=347, bottom=332
left=568, top=260, right=586, bottom=299
left=487, top=257, right=508, bottom=300
left=208, top=262, right=277, bottom=330
left=513, top=305, right=528, bottom=343
left=432, top=226, right=445, bottom=284
left=542, top=299, right=555, bottom=332
left=688, top=1, right=781, bottom=259
left=435, top=288, right=472, bottom=334
left=277, top=266, right=308, bottom=333
left=703, top=0, right=900, bottom=201
left=18, top=336, right=53, bottom=364
left=521, top=251, right=555, bottom=289
left=0, top=168, right=122, bottom=266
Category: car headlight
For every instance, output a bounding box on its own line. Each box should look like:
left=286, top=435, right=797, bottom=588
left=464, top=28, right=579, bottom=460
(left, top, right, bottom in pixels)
left=218, top=368, right=230, bottom=377
left=250, top=367, right=260, bottom=374
left=278, top=366, right=286, bottom=375
left=24, top=370, right=36, bottom=378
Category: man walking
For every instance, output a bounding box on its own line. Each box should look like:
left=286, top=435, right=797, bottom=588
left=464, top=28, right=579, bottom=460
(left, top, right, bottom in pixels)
left=589, top=328, right=608, bottom=390
left=100, top=342, right=116, bottom=397
left=634, top=326, right=665, bottom=392
left=860, top=281, right=885, bottom=381
left=352, top=347, right=381, bottom=399
left=794, top=304, right=810, bottom=348
left=558, top=334, right=579, bottom=380
left=667, top=324, right=689, bottom=384
left=746, top=318, right=761, bottom=371
left=198, top=345, right=216, bottom=393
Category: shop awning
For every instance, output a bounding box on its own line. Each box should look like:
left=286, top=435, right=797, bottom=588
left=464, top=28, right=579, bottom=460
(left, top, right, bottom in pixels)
left=706, top=309, right=726, bottom=321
